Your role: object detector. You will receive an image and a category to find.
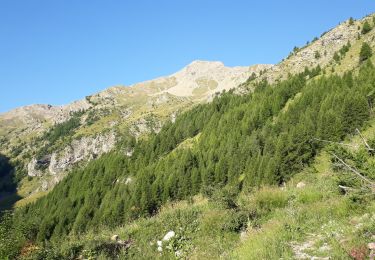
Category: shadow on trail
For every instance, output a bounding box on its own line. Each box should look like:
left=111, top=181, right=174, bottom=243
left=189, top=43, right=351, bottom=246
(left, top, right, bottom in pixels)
left=0, top=153, right=21, bottom=214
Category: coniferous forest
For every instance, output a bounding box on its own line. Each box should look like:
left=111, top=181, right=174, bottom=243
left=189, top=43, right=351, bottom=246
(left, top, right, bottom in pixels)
left=2, top=60, right=375, bottom=258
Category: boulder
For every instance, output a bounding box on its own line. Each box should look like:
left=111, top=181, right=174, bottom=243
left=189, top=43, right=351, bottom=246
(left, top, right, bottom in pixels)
left=296, top=182, right=306, bottom=188
left=163, top=231, right=175, bottom=241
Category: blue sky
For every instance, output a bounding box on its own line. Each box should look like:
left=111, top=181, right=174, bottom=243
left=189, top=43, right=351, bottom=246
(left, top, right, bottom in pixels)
left=1, top=1, right=375, bottom=112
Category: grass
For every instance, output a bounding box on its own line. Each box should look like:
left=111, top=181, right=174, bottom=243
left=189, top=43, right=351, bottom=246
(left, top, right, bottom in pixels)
left=15, top=191, right=48, bottom=208
left=192, top=79, right=218, bottom=96
left=0, top=176, right=44, bottom=211
left=2, top=176, right=51, bottom=209
left=174, top=133, right=201, bottom=151
left=232, top=134, right=375, bottom=259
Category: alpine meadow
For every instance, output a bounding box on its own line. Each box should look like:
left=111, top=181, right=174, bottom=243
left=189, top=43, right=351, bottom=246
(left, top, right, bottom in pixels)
left=1, top=4, right=375, bottom=260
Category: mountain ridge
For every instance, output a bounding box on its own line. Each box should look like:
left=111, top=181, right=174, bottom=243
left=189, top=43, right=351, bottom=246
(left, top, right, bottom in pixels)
left=0, top=60, right=269, bottom=196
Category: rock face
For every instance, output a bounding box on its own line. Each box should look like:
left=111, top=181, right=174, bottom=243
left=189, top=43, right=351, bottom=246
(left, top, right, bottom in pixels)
left=27, top=158, right=44, bottom=177
left=27, top=132, right=116, bottom=177
left=0, top=100, right=91, bottom=131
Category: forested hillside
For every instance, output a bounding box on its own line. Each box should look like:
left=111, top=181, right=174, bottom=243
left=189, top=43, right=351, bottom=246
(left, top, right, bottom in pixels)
left=2, top=56, right=375, bottom=258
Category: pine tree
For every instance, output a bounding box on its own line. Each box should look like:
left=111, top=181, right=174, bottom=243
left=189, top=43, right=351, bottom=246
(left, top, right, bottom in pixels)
left=359, top=42, right=372, bottom=63
left=362, top=21, right=372, bottom=34
left=349, top=17, right=354, bottom=26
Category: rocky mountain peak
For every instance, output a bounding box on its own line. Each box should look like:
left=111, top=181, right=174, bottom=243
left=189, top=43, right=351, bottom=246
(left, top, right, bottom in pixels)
left=164, top=60, right=272, bottom=97
left=182, top=60, right=225, bottom=74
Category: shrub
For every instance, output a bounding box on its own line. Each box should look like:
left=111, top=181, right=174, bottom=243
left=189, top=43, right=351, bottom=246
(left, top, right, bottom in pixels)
left=210, top=186, right=239, bottom=209
left=314, top=51, right=321, bottom=59
left=221, top=210, right=248, bottom=232
left=333, top=52, right=340, bottom=62
left=362, top=21, right=372, bottom=34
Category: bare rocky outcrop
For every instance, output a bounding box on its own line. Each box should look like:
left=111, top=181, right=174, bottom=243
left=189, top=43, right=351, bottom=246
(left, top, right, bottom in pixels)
left=27, top=158, right=44, bottom=177
left=27, top=132, right=116, bottom=178
left=49, top=132, right=116, bottom=175
left=0, top=100, right=91, bottom=127
left=160, top=61, right=272, bottom=98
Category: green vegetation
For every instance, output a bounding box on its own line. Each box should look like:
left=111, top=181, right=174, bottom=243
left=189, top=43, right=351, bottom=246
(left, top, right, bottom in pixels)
left=33, top=110, right=84, bottom=163
left=44, top=111, right=84, bottom=144
left=3, top=144, right=373, bottom=259
left=349, top=17, right=355, bottom=26
left=233, top=127, right=375, bottom=259
left=359, top=42, right=373, bottom=63
left=332, top=41, right=352, bottom=64
left=314, top=50, right=321, bottom=59
left=361, top=20, right=372, bottom=34
left=0, top=154, right=21, bottom=212
left=1, top=59, right=375, bottom=258
left=333, top=52, right=340, bottom=62
left=0, top=154, right=15, bottom=194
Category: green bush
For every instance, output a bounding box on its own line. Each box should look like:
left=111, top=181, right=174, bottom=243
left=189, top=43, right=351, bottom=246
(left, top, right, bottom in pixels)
left=221, top=210, right=248, bottom=232
left=333, top=52, right=340, bottom=62
left=361, top=21, right=372, bottom=34
left=210, top=186, right=239, bottom=209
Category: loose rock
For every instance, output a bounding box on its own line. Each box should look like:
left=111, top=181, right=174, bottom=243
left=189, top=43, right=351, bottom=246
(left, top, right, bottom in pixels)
left=163, top=231, right=175, bottom=241
left=111, top=235, right=119, bottom=241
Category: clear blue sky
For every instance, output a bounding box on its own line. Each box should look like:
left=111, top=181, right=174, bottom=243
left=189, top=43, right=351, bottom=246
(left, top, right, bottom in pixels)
left=1, top=1, right=375, bottom=112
